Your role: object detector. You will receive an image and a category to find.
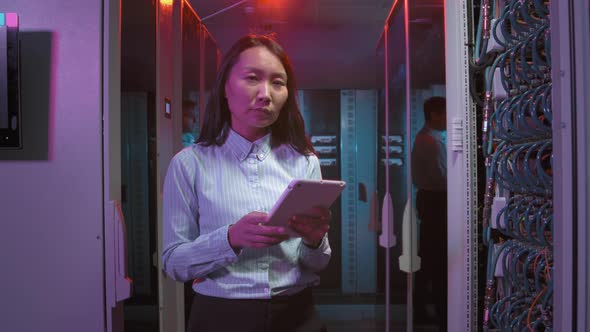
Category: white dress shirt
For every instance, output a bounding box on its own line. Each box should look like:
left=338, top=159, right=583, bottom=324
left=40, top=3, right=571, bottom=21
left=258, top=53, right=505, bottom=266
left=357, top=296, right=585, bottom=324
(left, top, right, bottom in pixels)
left=161, top=129, right=331, bottom=299
left=411, top=125, right=447, bottom=192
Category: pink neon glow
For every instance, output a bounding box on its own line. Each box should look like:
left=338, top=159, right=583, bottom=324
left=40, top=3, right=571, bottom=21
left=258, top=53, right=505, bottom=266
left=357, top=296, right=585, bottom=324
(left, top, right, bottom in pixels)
left=6, top=13, right=18, bottom=27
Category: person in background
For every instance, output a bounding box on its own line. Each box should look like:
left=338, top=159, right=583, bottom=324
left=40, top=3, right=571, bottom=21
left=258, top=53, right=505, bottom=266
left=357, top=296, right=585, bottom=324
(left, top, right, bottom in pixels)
left=411, top=96, right=447, bottom=331
left=161, top=34, right=331, bottom=332
left=182, top=100, right=198, bottom=148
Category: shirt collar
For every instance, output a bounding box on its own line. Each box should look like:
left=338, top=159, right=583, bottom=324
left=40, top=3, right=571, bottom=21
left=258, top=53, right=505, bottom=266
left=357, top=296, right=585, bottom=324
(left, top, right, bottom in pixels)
left=424, top=125, right=446, bottom=143
left=225, top=129, right=271, bottom=162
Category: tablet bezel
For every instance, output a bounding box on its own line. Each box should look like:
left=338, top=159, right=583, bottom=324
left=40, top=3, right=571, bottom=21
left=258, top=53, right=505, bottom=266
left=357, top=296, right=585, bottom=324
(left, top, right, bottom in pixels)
left=266, top=179, right=346, bottom=237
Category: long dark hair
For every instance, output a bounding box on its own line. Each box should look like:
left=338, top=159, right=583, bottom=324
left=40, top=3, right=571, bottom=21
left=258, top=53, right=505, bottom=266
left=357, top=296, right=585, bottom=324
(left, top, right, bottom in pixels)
left=196, top=34, right=314, bottom=156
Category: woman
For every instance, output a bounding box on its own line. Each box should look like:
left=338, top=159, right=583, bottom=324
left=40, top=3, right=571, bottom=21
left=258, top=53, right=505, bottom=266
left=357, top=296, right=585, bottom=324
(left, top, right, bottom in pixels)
left=161, top=34, right=331, bottom=332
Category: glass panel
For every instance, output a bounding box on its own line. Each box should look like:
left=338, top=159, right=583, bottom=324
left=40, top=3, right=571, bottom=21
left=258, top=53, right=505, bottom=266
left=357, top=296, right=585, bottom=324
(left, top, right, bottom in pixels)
left=299, top=90, right=342, bottom=291
left=120, top=0, right=159, bottom=331
left=376, top=25, right=390, bottom=330
left=407, top=1, right=447, bottom=330
left=200, top=27, right=219, bottom=135
left=377, top=2, right=447, bottom=331
left=181, top=2, right=201, bottom=148
left=381, top=5, right=410, bottom=329
left=202, top=28, right=219, bottom=106
left=299, top=87, right=383, bottom=330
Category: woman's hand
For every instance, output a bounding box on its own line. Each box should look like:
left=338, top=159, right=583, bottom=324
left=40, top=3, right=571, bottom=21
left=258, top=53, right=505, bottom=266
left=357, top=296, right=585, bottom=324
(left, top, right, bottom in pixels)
left=228, top=212, right=289, bottom=250
left=289, top=206, right=332, bottom=248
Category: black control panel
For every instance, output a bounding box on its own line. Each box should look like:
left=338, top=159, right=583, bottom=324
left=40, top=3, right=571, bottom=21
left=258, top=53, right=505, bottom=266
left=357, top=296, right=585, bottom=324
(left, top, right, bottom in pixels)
left=1, top=13, right=21, bottom=149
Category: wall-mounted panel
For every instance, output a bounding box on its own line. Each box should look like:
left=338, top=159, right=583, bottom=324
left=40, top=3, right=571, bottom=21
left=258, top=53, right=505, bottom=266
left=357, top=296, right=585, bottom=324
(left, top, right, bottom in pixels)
left=0, top=12, right=21, bottom=149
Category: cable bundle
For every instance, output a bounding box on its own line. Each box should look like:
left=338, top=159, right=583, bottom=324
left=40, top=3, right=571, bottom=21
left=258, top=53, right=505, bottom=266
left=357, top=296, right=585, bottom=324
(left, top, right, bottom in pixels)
left=486, top=241, right=553, bottom=330
left=492, top=141, right=552, bottom=196
left=473, top=0, right=553, bottom=331
left=495, top=194, right=553, bottom=246
left=492, top=84, right=552, bottom=142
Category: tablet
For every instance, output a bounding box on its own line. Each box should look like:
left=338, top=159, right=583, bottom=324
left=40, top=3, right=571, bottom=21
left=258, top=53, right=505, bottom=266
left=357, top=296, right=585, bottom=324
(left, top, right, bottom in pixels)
left=266, top=179, right=346, bottom=237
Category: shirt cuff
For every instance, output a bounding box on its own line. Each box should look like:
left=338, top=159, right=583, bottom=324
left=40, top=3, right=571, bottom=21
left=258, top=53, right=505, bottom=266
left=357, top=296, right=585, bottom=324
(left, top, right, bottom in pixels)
left=209, top=224, right=240, bottom=263
left=300, top=235, right=329, bottom=256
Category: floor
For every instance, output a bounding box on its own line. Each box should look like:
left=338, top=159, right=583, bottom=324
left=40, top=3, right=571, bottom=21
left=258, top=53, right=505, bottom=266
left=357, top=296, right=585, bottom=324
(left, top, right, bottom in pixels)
left=318, top=304, right=442, bottom=332
left=124, top=303, right=443, bottom=332
left=324, top=321, right=440, bottom=332
left=124, top=319, right=441, bottom=332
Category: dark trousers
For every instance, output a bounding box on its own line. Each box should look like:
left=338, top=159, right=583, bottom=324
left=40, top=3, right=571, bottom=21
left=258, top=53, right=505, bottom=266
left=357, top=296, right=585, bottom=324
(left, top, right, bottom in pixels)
left=415, top=190, right=447, bottom=331
left=187, top=288, right=327, bottom=332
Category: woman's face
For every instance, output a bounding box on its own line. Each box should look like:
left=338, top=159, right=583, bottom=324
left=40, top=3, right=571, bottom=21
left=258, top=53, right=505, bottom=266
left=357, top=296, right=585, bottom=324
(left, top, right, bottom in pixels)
left=224, top=46, right=288, bottom=141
